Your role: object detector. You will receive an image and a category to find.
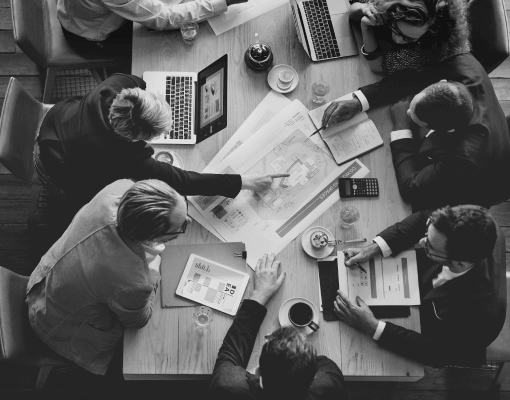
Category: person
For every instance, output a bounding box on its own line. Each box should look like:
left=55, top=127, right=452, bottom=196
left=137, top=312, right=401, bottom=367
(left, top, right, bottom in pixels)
left=35, top=73, right=286, bottom=209
left=348, top=0, right=469, bottom=75
left=333, top=205, right=507, bottom=368
left=209, top=254, right=347, bottom=400
left=27, top=179, right=192, bottom=375
left=320, top=53, right=510, bottom=210
left=57, top=0, right=248, bottom=61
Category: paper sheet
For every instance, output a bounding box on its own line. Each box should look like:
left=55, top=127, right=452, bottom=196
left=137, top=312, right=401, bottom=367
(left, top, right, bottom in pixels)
left=189, top=100, right=370, bottom=268
left=208, top=0, right=289, bottom=36
left=338, top=250, right=421, bottom=306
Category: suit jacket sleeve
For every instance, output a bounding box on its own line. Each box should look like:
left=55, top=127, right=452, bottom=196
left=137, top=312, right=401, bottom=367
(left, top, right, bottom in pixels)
left=306, top=356, right=347, bottom=400
left=390, top=138, right=481, bottom=206
left=209, top=299, right=267, bottom=399
left=377, top=210, right=431, bottom=256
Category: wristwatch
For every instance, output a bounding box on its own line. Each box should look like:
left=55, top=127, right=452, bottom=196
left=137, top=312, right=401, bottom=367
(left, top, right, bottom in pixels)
left=360, top=45, right=382, bottom=61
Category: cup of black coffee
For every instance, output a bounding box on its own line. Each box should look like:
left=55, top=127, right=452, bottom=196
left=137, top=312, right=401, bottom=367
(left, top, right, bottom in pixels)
left=288, top=302, right=319, bottom=331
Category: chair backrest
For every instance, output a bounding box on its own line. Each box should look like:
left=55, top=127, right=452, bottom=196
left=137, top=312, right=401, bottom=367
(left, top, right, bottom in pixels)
left=468, top=0, right=510, bottom=74
left=487, top=271, right=510, bottom=361
left=0, top=266, right=30, bottom=361
left=0, top=77, right=50, bottom=183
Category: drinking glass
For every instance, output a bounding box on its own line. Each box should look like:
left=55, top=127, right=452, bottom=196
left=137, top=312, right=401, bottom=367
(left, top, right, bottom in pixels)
left=193, top=306, right=213, bottom=326
left=180, top=22, right=199, bottom=46
left=311, top=79, right=330, bottom=104
left=340, top=206, right=360, bottom=229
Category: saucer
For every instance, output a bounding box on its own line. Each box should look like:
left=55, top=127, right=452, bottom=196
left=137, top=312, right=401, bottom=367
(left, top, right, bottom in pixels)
left=267, top=64, right=299, bottom=94
left=301, top=226, right=335, bottom=259
left=278, top=297, right=319, bottom=336
left=154, top=150, right=184, bottom=169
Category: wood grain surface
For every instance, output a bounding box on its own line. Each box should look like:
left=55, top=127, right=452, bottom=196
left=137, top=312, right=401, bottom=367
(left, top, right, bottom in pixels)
left=124, top=4, right=424, bottom=381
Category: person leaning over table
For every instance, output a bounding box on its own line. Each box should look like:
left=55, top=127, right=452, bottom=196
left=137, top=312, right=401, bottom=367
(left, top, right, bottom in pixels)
left=57, top=0, right=248, bottom=61
left=209, top=254, right=347, bottom=400
left=27, top=179, right=195, bottom=375
left=320, top=52, right=510, bottom=211
left=333, top=205, right=507, bottom=368
left=35, top=73, right=286, bottom=210
left=348, top=0, right=469, bottom=75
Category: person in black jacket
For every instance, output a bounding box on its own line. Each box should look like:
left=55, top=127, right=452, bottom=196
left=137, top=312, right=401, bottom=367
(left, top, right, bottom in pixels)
left=209, top=254, right=347, bottom=400
left=320, top=53, right=510, bottom=210
left=35, top=73, right=287, bottom=208
left=333, top=205, right=507, bottom=368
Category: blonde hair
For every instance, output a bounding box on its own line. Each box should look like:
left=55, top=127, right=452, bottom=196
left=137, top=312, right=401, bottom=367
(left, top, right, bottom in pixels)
left=109, top=88, right=173, bottom=141
left=117, top=180, right=182, bottom=242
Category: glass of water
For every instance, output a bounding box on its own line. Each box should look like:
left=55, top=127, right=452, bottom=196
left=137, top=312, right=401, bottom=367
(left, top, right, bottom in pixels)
left=311, top=79, right=330, bottom=104
left=180, top=22, right=199, bottom=46
left=193, top=306, right=213, bottom=326
left=340, top=206, right=360, bottom=229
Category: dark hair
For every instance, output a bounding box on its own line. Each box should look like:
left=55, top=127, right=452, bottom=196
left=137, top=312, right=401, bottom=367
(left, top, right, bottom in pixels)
left=259, top=327, right=317, bottom=399
left=414, top=81, right=473, bottom=130
left=117, top=180, right=181, bottom=242
left=429, top=205, right=497, bottom=262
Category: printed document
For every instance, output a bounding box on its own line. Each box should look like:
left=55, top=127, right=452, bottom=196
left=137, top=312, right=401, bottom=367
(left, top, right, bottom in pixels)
left=175, top=254, right=250, bottom=316
left=308, top=95, right=383, bottom=165
left=189, top=100, right=370, bottom=268
left=338, top=250, right=420, bottom=306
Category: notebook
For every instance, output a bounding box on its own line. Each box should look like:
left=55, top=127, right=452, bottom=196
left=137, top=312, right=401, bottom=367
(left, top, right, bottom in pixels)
left=290, top=0, right=358, bottom=62
left=160, top=242, right=249, bottom=308
left=143, top=54, right=228, bottom=145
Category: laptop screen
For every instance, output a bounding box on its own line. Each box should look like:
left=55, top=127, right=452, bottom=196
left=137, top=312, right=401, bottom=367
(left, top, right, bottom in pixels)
left=199, top=67, right=225, bottom=129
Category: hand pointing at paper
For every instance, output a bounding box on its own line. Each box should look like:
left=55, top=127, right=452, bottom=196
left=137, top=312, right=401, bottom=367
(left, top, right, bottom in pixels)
left=241, top=173, right=290, bottom=192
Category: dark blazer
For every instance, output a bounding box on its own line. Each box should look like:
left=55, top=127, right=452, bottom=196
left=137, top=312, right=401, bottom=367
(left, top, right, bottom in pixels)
left=208, top=300, right=346, bottom=400
left=38, top=73, right=241, bottom=206
left=375, top=210, right=507, bottom=367
left=359, top=53, right=510, bottom=210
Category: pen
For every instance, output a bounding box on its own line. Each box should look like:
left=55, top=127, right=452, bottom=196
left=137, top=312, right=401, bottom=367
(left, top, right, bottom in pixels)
left=343, top=251, right=367, bottom=274
left=309, top=124, right=327, bottom=137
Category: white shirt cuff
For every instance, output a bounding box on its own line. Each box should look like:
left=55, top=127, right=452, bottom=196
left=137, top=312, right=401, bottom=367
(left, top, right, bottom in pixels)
left=353, top=90, right=369, bottom=112
left=373, top=236, right=392, bottom=257
left=390, top=129, right=413, bottom=142
left=210, top=0, right=228, bottom=14
left=373, top=321, right=386, bottom=341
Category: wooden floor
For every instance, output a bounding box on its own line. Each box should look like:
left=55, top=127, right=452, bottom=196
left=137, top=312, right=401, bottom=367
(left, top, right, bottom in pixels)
left=1, top=1, right=510, bottom=398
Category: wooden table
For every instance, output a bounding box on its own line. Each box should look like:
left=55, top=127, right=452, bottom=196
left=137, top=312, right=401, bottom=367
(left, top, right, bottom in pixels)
left=123, top=5, right=424, bottom=381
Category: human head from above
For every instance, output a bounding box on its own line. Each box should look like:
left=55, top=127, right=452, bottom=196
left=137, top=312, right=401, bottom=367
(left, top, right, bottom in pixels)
left=117, top=180, right=190, bottom=245
left=372, top=0, right=468, bottom=45
left=407, top=80, right=474, bottom=131
left=109, top=88, right=173, bottom=142
left=257, top=326, right=317, bottom=399
left=418, top=205, right=497, bottom=272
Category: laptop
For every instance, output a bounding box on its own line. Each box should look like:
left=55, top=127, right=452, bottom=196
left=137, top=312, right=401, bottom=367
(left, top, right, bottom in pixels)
left=143, top=54, right=228, bottom=145
left=290, top=0, right=358, bottom=62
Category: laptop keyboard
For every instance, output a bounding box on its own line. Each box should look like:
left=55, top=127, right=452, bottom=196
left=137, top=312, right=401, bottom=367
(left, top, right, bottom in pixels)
left=302, top=0, right=341, bottom=60
left=164, top=76, right=193, bottom=140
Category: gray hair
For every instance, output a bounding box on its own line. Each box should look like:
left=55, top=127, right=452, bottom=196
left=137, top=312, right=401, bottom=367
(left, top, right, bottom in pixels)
left=117, top=180, right=182, bottom=242
left=109, top=88, right=173, bottom=141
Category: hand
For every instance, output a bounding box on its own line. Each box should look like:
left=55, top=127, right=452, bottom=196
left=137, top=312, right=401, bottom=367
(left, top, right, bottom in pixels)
left=147, top=255, right=162, bottom=274
left=390, top=96, right=413, bottom=131
left=241, top=173, right=290, bottom=192
left=334, top=290, right=379, bottom=336
left=360, top=3, right=384, bottom=26
left=250, top=253, right=286, bottom=306
left=321, top=98, right=362, bottom=128
left=343, top=243, right=382, bottom=269
left=226, top=0, right=248, bottom=5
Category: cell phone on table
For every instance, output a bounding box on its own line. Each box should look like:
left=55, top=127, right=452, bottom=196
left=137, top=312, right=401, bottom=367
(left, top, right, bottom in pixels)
left=338, top=178, right=379, bottom=198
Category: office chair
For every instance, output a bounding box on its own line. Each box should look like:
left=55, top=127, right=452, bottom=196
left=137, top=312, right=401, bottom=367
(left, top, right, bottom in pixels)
left=11, top=0, right=116, bottom=103
left=487, top=271, right=510, bottom=388
left=468, top=0, right=510, bottom=74
left=0, top=266, right=69, bottom=389
left=0, top=77, right=53, bottom=226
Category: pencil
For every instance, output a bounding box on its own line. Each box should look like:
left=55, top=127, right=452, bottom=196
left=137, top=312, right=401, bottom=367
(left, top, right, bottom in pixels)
left=309, top=124, right=327, bottom=137
left=343, top=251, right=367, bottom=274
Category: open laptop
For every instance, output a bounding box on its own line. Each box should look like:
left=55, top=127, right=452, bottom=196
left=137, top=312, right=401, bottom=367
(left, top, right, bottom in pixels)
left=144, top=54, right=228, bottom=145
left=290, top=0, right=358, bottom=62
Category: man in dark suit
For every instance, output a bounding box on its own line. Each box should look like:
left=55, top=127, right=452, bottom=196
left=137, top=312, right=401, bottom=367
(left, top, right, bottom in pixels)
left=321, top=53, right=510, bottom=210
left=333, top=205, right=507, bottom=368
left=209, top=254, right=347, bottom=400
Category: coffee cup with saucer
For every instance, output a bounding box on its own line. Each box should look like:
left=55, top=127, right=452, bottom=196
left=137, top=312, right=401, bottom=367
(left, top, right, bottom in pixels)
left=279, top=297, right=320, bottom=335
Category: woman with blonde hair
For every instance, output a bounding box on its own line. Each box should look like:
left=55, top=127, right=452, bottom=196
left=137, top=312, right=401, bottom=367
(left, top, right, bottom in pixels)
left=349, top=0, right=470, bottom=75
left=35, top=73, right=285, bottom=209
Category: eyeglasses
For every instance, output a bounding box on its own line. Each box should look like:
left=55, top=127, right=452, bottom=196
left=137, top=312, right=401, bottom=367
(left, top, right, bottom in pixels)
left=389, top=20, right=420, bottom=43
left=163, top=195, right=189, bottom=236
left=423, top=219, right=450, bottom=261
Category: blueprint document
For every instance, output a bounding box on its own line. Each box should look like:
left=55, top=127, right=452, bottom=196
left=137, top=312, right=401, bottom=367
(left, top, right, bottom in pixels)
left=338, top=250, right=421, bottom=306
left=189, top=100, right=370, bottom=268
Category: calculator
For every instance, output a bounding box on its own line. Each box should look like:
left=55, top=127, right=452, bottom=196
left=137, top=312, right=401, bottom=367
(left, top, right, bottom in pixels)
left=338, top=178, right=379, bottom=198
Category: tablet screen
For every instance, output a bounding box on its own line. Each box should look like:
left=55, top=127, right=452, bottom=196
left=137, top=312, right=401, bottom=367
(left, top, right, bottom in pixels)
left=199, top=67, right=225, bottom=129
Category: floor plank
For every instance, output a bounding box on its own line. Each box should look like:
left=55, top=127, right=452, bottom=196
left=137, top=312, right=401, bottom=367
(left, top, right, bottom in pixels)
left=500, top=100, right=510, bottom=116
left=491, top=202, right=510, bottom=225
left=0, top=76, right=42, bottom=99
left=0, top=54, right=39, bottom=76
left=0, top=8, right=11, bottom=29
left=493, top=78, right=510, bottom=101
left=0, top=30, right=15, bottom=53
